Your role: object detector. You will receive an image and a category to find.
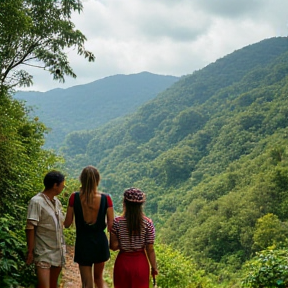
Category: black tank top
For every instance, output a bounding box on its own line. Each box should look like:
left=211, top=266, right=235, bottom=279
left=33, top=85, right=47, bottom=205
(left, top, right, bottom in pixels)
left=73, top=192, right=110, bottom=265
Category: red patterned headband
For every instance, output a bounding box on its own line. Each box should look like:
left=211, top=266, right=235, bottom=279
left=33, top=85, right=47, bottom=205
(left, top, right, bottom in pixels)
left=124, top=187, right=146, bottom=203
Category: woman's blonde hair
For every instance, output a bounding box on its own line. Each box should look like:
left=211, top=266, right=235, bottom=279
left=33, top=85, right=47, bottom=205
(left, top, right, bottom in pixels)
left=79, top=165, right=100, bottom=204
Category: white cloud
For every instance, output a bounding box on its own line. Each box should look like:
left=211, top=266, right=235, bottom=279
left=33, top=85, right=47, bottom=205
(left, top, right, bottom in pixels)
left=19, top=0, right=288, bottom=92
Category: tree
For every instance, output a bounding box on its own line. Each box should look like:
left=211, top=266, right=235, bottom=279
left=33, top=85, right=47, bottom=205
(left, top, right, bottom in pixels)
left=0, top=0, right=95, bottom=90
left=0, top=2, right=94, bottom=286
left=252, top=213, right=288, bottom=251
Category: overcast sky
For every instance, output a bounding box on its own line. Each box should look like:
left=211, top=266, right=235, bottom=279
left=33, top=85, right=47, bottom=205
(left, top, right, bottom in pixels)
left=21, top=0, right=288, bottom=92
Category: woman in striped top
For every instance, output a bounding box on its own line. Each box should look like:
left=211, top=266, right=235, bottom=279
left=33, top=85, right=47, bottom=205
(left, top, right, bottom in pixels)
left=110, top=187, right=158, bottom=288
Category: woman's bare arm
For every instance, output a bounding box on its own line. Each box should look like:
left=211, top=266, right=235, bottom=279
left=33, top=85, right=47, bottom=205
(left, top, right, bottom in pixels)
left=64, top=206, right=74, bottom=228
left=106, top=206, right=114, bottom=232
left=109, top=231, right=119, bottom=251
left=145, top=244, right=158, bottom=276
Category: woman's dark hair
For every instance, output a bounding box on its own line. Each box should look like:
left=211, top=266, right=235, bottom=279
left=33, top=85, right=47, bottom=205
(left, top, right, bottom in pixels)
left=124, top=199, right=144, bottom=238
left=43, top=170, right=65, bottom=189
left=79, top=165, right=100, bottom=204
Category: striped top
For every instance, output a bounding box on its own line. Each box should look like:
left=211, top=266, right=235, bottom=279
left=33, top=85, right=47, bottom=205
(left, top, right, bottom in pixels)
left=111, top=215, right=155, bottom=252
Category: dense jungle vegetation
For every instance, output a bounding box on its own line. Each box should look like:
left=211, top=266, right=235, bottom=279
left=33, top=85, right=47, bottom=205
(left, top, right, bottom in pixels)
left=2, top=1, right=288, bottom=287
left=59, top=36, right=288, bottom=287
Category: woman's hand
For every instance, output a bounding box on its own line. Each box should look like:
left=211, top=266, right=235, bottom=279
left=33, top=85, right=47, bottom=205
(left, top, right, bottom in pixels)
left=109, top=231, right=120, bottom=251
left=151, top=267, right=159, bottom=276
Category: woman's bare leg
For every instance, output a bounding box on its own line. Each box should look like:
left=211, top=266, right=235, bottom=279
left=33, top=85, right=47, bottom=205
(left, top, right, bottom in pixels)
left=94, top=262, right=105, bottom=288
left=79, top=265, right=93, bottom=288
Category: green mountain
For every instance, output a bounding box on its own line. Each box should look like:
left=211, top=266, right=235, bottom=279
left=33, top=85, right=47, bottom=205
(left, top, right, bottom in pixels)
left=60, top=37, right=288, bottom=281
left=15, top=72, right=179, bottom=149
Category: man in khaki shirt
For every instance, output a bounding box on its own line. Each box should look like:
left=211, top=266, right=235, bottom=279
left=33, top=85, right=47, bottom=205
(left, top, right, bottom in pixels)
left=26, top=171, right=66, bottom=288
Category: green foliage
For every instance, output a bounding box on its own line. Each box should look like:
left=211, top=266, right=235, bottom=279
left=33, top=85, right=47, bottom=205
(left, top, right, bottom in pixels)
left=0, top=0, right=95, bottom=89
left=0, top=79, right=61, bottom=287
left=242, top=248, right=288, bottom=288
left=0, top=215, right=37, bottom=288
left=103, top=250, right=117, bottom=287
left=155, top=243, right=214, bottom=288
left=63, top=227, right=76, bottom=247
left=153, top=145, right=199, bottom=185
left=252, top=214, right=288, bottom=251
left=62, top=131, right=94, bottom=156
left=0, top=90, right=59, bottom=219
left=169, top=108, right=206, bottom=142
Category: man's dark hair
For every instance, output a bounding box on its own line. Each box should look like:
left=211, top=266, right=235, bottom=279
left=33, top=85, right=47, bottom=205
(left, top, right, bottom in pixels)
left=43, top=170, right=65, bottom=189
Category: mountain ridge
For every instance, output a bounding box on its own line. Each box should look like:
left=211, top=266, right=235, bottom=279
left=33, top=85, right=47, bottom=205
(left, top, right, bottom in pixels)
left=15, top=71, right=180, bottom=148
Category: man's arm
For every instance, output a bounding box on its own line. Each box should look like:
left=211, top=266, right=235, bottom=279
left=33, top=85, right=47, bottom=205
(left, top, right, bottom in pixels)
left=25, top=221, right=35, bottom=265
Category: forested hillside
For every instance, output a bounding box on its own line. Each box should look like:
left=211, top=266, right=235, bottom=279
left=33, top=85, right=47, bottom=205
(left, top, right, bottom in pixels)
left=15, top=72, right=179, bottom=149
left=59, top=37, right=288, bottom=285
left=0, top=1, right=203, bottom=287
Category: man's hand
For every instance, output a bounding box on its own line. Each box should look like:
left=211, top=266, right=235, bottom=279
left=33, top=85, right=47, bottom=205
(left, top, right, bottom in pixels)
left=26, top=252, right=34, bottom=265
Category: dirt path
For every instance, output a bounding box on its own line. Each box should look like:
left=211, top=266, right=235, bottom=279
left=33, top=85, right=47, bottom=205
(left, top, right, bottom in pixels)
left=60, top=245, right=110, bottom=288
left=59, top=245, right=82, bottom=288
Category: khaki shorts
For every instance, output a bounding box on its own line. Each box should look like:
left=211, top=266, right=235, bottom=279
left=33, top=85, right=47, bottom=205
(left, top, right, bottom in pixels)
left=35, top=261, right=51, bottom=269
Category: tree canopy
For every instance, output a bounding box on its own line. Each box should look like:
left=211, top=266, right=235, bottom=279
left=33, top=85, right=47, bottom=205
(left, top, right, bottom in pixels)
left=0, top=0, right=95, bottom=90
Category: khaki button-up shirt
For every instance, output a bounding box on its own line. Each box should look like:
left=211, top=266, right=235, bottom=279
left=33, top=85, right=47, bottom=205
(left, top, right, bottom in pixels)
left=26, top=193, right=65, bottom=266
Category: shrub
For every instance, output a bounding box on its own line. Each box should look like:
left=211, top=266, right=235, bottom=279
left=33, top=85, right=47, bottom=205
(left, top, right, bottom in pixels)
left=242, top=247, right=288, bottom=288
left=0, top=215, right=37, bottom=288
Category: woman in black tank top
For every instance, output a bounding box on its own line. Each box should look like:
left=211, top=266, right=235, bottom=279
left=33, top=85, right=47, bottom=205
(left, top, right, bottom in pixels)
left=64, top=166, right=114, bottom=288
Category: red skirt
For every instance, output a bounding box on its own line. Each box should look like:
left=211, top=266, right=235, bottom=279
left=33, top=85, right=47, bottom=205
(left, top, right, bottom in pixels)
left=113, top=250, right=150, bottom=288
